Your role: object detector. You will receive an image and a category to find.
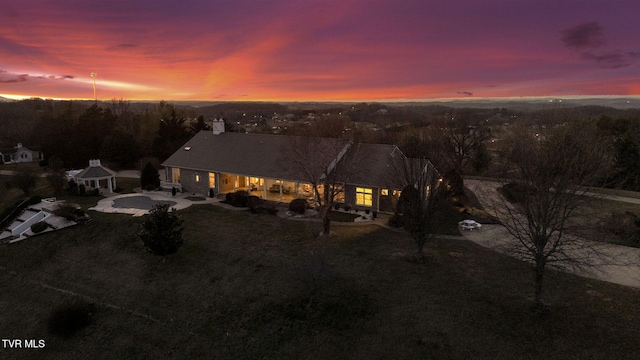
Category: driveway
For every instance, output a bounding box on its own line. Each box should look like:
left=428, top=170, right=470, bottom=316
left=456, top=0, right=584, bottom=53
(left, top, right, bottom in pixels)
left=463, top=179, right=640, bottom=288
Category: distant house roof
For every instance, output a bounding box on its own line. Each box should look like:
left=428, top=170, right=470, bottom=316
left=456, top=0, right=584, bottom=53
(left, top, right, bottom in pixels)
left=162, top=131, right=350, bottom=182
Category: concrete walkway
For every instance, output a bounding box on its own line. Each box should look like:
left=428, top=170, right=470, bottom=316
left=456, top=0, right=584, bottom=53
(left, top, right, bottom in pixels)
left=464, top=179, right=640, bottom=289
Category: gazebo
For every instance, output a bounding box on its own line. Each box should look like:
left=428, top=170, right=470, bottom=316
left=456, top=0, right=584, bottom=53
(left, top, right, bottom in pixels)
left=74, top=159, right=117, bottom=193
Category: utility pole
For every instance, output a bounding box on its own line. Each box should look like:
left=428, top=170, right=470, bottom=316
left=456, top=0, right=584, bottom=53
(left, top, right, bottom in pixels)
left=91, top=72, right=97, bottom=102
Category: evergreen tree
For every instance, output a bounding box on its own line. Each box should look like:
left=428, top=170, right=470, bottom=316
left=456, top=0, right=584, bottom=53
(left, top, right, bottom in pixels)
left=140, top=162, right=160, bottom=190
left=139, top=204, right=184, bottom=256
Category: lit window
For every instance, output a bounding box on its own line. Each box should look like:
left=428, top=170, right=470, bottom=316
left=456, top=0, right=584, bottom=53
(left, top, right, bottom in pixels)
left=172, top=168, right=181, bottom=183
left=381, top=189, right=389, bottom=196
left=209, top=173, right=215, bottom=188
left=355, top=187, right=373, bottom=206
left=195, top=174, right=200, bottom=182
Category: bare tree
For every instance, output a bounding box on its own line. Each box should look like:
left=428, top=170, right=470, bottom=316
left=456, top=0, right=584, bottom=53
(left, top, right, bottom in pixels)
left=281, top=135, right=357, bottom=236
left=490, top=122, right=608, bottom=309
left=391, top=158, right=444, bottom=261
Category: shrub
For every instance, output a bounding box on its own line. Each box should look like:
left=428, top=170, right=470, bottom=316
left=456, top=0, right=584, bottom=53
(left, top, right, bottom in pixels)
left=30, top=221, right=48, bottom=234
left=78, top=184, right=86, bottom=195
left=247, top=196, right=263, bottom=213
left=144, top=184, right=157, bottom=191
left=54, top=203, right=84, bottom=221
left=605, top=211, right=640, bottom=247
left=334, top=203, right=340, bottom=210
left=139, top=203, right=184, bottom=256
left=388, top=214, right=402, bottom=228
left=27, top=195, right=43, bottom=205
left=344, top=204, right=352, bottom=212
left=172, top=187, right=177, bottom=196
left=224, top=190, right=249, bottom=207
left=48, top=301, right=97, bottom=338
left=289, top=198, right=308, bottom=214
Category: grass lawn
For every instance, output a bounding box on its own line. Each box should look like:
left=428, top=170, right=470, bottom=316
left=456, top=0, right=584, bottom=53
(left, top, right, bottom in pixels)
left=1, top=204, right=639, bottom=359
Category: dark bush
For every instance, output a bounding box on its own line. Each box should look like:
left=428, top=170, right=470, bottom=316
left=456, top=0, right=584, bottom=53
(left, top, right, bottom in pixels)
left=144, top=184, right=157, bottom=191
left=68, top=179, right=77, bottom=191
left=172, top=187, right=177, bottom=196
left=247, top=195, right=263, bottom=213
left=344, top=204, right=351, bottom=212
left=30, top=221, right=48, bottom=234
left=54, top=203, right=84, bottom=221
left=605, top=211, right=640, bottom=247
left=388, top=214, right=402, bottom=228
left=78, top=184, right=86, bottom=195
left=48, top=302, right=97, bottom=338
left=334, top=203, right=340, bottom=210
left=444, top=169, right=465, bottom=196
left=289, top=198, right=308, bottom=214
left=365, top=209, right=370, bottom=214
left=224, top=190, right=250, bottom=207
left=27, top=195, right=42, bottom=205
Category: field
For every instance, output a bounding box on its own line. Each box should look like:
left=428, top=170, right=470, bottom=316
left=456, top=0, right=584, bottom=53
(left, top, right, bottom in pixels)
left=1, top=203, right=639, bottom=359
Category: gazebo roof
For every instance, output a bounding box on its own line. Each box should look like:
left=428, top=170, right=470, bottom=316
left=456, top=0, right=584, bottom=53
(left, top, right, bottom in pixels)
left=75, top=160, right=117, bottom=179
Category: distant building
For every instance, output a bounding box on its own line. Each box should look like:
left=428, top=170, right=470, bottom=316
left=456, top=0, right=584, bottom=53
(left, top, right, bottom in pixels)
left=0, top=143, right=43, bottom=164
left=73, top=159, right=118, bottom=194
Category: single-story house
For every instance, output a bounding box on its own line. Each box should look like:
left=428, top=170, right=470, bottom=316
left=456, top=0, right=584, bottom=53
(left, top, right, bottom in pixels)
left=0, top=143, right=43, bottom=164
left=162, top=122, right=439, bottom=212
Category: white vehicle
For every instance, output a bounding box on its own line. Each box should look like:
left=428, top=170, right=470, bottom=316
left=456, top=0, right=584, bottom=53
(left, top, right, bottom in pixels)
left=458, top=219, right=482, bottom=231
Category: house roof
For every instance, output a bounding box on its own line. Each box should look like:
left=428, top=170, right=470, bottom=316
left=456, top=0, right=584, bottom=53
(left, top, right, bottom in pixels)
left=75, top=164, right=117, bottom=179
left=162, top=131, right=436, bottom=189
left=162, top=131, right=348, bottom=181
left=340, top=143, right=406, bottom=188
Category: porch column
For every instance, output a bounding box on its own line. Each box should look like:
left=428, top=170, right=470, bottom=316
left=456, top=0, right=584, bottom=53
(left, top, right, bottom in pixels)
left=263, top=180, right=267, bottom=200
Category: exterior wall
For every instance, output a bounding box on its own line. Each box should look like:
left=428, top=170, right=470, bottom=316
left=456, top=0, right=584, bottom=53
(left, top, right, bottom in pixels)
left=13, top=148, right=33, bottom=163
left=344, top=184, right=379, bottom=211
left=178, top=168, right=214, bottom=195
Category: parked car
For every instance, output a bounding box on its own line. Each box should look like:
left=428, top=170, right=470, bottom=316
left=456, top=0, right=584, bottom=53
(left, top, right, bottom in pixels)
left=458, top=219, right=482, bottom=231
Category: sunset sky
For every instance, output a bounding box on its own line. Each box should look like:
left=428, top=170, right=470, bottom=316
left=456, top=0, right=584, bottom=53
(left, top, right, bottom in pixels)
left=1, top=0, right=639, bottom=101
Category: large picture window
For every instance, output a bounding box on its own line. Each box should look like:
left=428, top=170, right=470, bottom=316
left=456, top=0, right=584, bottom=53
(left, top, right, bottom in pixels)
left=209, top=173, right=216, bottom=188
left=172, top=168, right=181, bottom=183
left=355, top=187, right=373, bottom=206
